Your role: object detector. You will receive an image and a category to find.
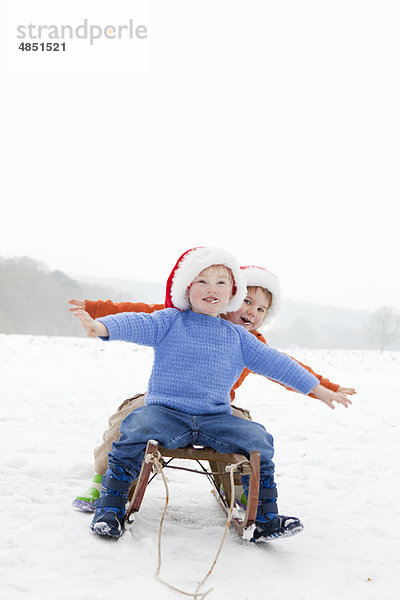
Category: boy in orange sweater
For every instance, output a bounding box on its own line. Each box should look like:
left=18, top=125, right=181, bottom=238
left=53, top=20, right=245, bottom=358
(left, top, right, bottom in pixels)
left=70, top=265, right=355, bottom=511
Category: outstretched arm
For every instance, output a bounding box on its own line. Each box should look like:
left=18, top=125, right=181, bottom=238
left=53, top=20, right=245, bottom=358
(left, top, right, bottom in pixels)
left=338, top=387, right=356, bottom=395
left=69, top=298, right=164, bottom=319
left=280, top=351, right=356, bottom=396
left=247, top=331, right=357, bottom=397
left=310, top=384, right=352, bottom=410
left=241, top=331, right=353, bottom=409
left=74, top=309, right=109, bottom=338
left=69, top=299, right=85, bottom=311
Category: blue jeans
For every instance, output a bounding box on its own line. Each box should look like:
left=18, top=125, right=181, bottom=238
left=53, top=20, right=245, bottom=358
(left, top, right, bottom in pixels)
left=109, top=405, right=275, bottom=479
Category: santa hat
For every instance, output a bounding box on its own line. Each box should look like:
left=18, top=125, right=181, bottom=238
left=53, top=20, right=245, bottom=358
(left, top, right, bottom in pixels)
left=240, top=265, right=282, bottom=326
left=165, top=247, right=247, bottom=313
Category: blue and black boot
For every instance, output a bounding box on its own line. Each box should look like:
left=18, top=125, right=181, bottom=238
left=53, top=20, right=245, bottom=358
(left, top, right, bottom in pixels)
left=242, top=474, right=303, bottom=542
left=90, top=464, right=133, bottom=539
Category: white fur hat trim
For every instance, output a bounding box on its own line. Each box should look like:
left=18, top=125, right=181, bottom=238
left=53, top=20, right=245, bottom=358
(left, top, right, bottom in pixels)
left=170, top=247, right=247, bottom=313
left=240, top=265, right=282, bottom=326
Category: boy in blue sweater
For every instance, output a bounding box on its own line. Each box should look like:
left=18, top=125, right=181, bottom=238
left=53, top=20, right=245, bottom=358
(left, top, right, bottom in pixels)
left=74, top=247, right=351, bottom=541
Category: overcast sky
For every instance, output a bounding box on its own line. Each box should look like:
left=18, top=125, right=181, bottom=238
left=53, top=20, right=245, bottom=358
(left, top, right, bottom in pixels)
left=2, top=0, right=400, bottom=311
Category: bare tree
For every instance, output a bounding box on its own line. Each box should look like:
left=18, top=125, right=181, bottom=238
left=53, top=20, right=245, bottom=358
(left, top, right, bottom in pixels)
left=365, top=306, right=400, bottom=353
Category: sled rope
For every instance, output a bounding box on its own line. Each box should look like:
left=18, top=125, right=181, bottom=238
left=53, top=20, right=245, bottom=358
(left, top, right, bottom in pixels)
left=147, top=450, right=248, bottom=600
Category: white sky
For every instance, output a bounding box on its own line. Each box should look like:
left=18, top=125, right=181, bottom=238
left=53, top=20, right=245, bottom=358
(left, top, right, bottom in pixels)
left=2, top=0, right=400, bottom=311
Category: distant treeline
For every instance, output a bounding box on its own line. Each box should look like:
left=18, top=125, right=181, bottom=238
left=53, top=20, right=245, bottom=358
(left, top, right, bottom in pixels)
left=0, top=257, right=118, bottom=337
left=0, top=256, right=398, bottom=350
left=268, top=301, right=373, bottom=350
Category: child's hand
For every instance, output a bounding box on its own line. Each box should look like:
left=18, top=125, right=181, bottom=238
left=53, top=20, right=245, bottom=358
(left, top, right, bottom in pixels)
left=311, top=384, right=352, bottom=410
left=338, top=387, right=356, bottom=395
left=69, top=299, right=85, bottom=312
left=73, top=309, right=109, bottom=338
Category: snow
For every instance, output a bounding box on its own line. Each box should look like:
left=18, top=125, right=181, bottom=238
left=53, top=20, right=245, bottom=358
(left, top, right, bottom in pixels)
left=1, top=334, right=399, bottom=600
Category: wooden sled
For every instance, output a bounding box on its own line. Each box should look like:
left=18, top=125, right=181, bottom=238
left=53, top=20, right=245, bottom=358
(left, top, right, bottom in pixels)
left=125, top=440, right=260, bottom=537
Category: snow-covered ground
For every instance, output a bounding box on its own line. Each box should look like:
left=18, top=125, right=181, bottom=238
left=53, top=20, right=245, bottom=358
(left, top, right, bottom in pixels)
left=1, top=334, right=399, bottom=600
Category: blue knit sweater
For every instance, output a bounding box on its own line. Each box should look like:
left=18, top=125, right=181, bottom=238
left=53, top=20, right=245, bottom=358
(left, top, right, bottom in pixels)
left=98, top=309, right=319, bottom=415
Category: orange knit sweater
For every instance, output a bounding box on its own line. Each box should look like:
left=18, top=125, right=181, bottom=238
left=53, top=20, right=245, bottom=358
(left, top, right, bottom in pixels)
left=85, top=299, right=340, bottom=400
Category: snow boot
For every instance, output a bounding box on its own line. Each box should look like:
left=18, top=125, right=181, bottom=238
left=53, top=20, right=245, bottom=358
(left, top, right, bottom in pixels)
left=242, top=474, right=303, bottom=542
left=252, top=515, right=304, bottom=541
left=90, top=464, right=133, bottom=539
left=72, top=473, right=103, bottom=512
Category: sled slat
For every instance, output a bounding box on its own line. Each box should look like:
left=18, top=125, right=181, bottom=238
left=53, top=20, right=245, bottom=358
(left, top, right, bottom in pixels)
left=158, top=446, right=251, bottom=470
left=127, top=440, right=159, bottom=516
left=241, top=450, right=260, bottom=529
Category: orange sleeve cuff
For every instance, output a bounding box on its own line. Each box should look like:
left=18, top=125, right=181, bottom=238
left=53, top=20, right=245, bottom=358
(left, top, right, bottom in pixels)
left=84, top=300, right=99, bottom=319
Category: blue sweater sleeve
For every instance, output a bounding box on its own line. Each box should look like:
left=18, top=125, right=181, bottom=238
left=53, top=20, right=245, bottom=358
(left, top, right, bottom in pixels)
left=239, top=328, right=319, bottom=395
left=96, top=308, right=178, bottom=347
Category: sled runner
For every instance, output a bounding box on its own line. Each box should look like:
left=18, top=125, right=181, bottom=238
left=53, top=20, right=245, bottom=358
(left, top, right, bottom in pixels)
left=125, top=440, right=260, bottom=537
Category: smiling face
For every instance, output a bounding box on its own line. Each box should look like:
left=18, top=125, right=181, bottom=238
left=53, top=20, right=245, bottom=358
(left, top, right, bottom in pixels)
left=227, top=286, right=272, bottom=331
left=188, top=265, right=233, bottom=317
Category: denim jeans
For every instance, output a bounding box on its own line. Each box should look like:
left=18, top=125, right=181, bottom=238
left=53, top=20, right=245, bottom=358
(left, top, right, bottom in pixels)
left=109, top=405, right=275, bottom=479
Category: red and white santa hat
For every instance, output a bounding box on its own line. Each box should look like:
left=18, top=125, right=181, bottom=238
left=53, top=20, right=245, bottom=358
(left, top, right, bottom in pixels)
left=240, top=265, right=282, bottom=326
left=165, top=247, right=247, bottom=313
